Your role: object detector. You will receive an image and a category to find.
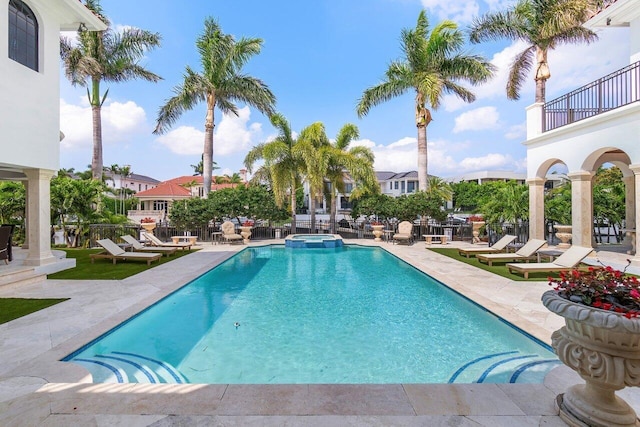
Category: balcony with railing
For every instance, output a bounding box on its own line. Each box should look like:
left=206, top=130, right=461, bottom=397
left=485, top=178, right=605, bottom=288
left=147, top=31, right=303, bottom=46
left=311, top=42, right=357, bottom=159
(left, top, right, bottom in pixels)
left=543, top=61, right=640, bottom=132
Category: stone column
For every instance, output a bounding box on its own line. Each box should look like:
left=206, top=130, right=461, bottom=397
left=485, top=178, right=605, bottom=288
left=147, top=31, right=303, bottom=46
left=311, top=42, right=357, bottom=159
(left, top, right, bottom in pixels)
left=623, top=174, right=635, bottom=247
left=527, top=177, right=546, bottom=240
left=23, top=169, right=56, bottom=266
left=630, top=164, right=640, bottom=258
left=21, top=184, right=29, bottom=249
left=526, top=103, right=544, bottom=138
left=568, top=171, right=593, bottom=248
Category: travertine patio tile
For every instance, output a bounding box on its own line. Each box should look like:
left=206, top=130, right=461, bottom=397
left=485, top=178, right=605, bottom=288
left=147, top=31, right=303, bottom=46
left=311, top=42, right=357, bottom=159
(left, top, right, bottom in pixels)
left=495, top=384, right=557, bottom=415
left=217, top=384, right=311, bottom=415
left=148, top=415, right=483, bottom=426
left=305, top=384, right=415, bottom=415
left=40, top=414, right=165, bottom=427
left=403, top=384, right=525, bottom=416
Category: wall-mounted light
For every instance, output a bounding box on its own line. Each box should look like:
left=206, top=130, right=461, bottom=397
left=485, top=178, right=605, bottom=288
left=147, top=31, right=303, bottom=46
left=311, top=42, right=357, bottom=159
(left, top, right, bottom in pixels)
left=606, top=18, right=611, bottom=26
left=78, top=22, right=87, bottom=33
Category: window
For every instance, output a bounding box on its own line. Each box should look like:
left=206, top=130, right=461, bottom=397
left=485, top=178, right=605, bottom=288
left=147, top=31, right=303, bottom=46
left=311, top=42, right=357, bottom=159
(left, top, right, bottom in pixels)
left=8, top=0, right=38, bottom=71
left=344, top=183, right=353, bottom=193
left=394, top=181, right=398, bottom=190
left=138, top=184, right=141, bottom=191
left=153, top=200, right=167, bottom=214
left=407, top=181, right=416, bottom=193
left=401, top=181, right=406, bottom=193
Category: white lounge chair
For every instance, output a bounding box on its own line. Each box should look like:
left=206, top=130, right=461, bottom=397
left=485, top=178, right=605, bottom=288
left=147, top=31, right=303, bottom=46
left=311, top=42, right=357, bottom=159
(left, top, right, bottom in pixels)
left=143, top=232, right=192, bottom=250
left=120, top=234, right=177, bottom=257
left=221, top=221, right=243, bottom=244
left=507, top=246, right=595, bottom=279
left=91, top=239, right=162, bottom=266
left=458, top=234, right=517, bottom=258
left=476, top=239, right=547, bottom=266
left=393, top=221, right=414, bottom=245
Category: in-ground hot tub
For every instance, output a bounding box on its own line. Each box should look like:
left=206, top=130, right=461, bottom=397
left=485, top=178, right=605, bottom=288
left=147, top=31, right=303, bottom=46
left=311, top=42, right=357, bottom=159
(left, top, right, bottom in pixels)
left=285, top=234, right=343, bottom=248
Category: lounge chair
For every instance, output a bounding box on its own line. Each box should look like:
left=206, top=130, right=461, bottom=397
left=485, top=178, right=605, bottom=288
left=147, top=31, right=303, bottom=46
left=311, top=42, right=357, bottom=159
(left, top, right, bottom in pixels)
left=476, top=239, right=547, bottom=266
left=90, top=239, right=162, bottom=266
left=221, top=221, right=243, bottom=244
left=507, top=246, right=595, bottom=279
left=120, top=234, right=177, bottom=257
left=393, top=221, right=414, bottom=245
left=458, top=234, right=517, bottom=258
left=143, top=232, right=192, bottom=250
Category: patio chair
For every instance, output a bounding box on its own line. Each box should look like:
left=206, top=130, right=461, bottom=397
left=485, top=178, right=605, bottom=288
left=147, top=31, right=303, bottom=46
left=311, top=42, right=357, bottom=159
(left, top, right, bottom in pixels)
left=476, top=239, right=547, bottom=266
left=221, top=221, right=243, bottom=244
left=457, top=234, right=517, bottom=258
left=91, top=239, right=162, bottom=266
left=143, top=232, right=192, bottom=250
left=393, top=221, right=414, bottom=245
left=0, top=225, right=12, bottom=264
left=120, top=234, right=177, bottom=257
left=507, top=246, right=595, bottom=279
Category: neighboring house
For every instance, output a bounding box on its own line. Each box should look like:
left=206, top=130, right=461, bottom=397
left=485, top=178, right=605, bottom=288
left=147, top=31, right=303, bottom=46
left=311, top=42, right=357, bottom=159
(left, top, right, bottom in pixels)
left=104, top=171, right=160, bottom=193
left=0, top=0, right=105, bottom=266
left=450, top=170, right=567, bottom=190
left=525, top=0, right=640, bottom=252
left=127, top=175, right=243, bottom=223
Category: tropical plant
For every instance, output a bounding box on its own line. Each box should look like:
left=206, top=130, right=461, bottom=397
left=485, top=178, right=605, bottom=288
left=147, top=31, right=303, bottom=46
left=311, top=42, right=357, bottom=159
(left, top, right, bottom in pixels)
left=324, top=124, right=378, bottom=233
left=60, top=0, right=162, bottom=180
left=0, top=181, right=25, bottom=224
left=545, top=182, right=572, bottom=225
left=469, top=0, right=597, bottom=102
left=154, top=17, right=275, bottom=196
left=191, top=155, right=218, bottom=176
left=351, top=194, right=396, bottom=221
left=294, top=122, right=331, bottom=232
left=244, top=113, right=303, bottom=232
left=357, top=11, right=494, bottom=191
left=481, top=180, right=529, bottom=223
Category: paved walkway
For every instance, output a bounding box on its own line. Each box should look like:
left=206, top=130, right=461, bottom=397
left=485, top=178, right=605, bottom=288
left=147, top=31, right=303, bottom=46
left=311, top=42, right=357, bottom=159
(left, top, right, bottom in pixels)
left=1, top=240, right=639, bottom=426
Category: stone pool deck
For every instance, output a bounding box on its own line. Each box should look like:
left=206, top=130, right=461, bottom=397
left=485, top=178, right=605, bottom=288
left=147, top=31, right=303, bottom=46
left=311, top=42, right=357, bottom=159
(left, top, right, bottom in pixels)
left=1, top=240, right=639, bottom=426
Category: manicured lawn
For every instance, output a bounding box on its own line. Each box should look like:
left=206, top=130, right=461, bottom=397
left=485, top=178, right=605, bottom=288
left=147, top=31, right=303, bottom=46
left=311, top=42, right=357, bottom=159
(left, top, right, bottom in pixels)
left=48, top=248, right=199, bottom=280
left=427, top=248, right=556, bottom=281
left=0, top=298, right=69, bottom=324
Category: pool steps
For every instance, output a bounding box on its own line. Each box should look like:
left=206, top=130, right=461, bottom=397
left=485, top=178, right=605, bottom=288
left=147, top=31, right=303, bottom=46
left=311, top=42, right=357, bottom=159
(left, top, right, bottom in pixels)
left=71, top=351, right=188, bottom=384
left=448, top=351, right=560, bottom=384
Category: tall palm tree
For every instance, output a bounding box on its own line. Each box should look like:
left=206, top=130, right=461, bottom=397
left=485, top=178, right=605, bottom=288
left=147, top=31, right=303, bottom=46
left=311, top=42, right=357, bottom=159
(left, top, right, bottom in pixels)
left=244, top=113, right=303, bottom=232
left=325, top=124, right=378, bottom=233
left=294, top=123, right=331, bottom=232
left=154, top=17, right=276, bottom=196
left=357, top=11, right=494, bottom=192
left=60, top=0, right=162, bottom=180
left=469, top=0, right=597, bottom=102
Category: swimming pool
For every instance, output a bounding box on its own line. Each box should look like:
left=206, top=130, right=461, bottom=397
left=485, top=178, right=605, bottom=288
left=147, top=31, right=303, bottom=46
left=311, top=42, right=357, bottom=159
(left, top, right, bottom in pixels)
left=64, top=245, right=558, bottom=384
left=285, top=234, right=343, bottom=248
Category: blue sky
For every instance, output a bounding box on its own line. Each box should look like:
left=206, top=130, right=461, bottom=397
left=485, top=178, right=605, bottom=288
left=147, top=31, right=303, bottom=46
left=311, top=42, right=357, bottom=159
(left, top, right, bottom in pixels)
left=59, top=0, right=631, bottom=182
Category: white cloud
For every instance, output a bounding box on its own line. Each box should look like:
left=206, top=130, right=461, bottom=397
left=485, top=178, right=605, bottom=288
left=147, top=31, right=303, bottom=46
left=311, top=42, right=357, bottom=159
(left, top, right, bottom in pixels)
left=453, top=106, right=500, bottom=133
left=155, top=106, right=263, bottom=156
left=505, top=122, right=526, bottom=140
left=420, top=0, right=480, bottom=23
left=458, top=153, right=516, bottom=171
left=60, top=98, right=147, bottom=150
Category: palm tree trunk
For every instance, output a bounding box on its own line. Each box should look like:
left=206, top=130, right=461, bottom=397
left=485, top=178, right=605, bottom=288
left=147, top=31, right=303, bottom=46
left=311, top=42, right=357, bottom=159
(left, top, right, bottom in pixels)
left=310, top=190, right=316, bottom=233
left=535, top=47, right=550, bottom=103
left=91, top=107, right=103, bottom=181
left=203, top=94, right=215, bottom=196
left=290, top=181, right=297, bottom=234
left=417, top=123, right=428, bottom=192
left=330, top=192, right=337, bottom=234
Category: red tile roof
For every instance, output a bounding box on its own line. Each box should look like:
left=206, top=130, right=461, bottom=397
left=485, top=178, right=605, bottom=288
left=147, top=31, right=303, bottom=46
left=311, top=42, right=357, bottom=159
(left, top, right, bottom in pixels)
left=135, top=182, right=191, bottom=198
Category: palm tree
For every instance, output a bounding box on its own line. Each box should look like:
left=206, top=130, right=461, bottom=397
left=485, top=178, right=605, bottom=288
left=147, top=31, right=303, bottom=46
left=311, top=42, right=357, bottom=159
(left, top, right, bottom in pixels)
left=469, top=0, right=597, bottom=102
left=60, top=0, right=162, bottom=180
left=295, top=123, right=330, bottom=232
left=325, top=124, right=378, bottom=233
left=357, top=11, right=494, bottom=192
left=154, top=17, right=276, bottom=196
left=244, top=113, right=303, bottom=233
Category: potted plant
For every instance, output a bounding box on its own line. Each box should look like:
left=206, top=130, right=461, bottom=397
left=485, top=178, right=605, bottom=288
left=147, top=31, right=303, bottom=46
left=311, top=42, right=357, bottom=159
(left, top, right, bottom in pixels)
left=239, top=219, right=254, bottom=244
left=371, top=220, right=384, bottom=242
left=140, top=217, right=157, bottom=234
left=468, top=215, right=485, bottom=244
left=541, top=263, right=640, bottom=427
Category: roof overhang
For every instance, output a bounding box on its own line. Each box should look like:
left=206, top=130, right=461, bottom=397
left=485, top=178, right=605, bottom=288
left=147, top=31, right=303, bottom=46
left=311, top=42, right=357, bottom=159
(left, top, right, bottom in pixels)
left=54, top=0, right=107, bottom=31
left=586, top=0, right=639, bottom=28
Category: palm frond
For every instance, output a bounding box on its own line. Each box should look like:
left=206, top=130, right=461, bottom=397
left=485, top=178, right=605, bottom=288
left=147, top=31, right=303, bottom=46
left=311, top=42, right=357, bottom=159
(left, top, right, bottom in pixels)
left=506, top=45, right=535, bottom=100
left=356, top=78, right=411, bottom=117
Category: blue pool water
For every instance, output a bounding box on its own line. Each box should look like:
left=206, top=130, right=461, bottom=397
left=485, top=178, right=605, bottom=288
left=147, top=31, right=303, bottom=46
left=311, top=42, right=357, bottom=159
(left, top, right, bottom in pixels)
left=285, top=234, right=343, bottom=248
left=64, top=246, right=558, bottom=384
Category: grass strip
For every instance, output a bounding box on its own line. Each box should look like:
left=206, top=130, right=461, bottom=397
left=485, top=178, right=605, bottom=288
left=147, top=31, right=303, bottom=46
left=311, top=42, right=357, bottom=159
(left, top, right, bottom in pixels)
left=48, top=248, right=199, bottom=280
left=0, top=298, right=69, bottom=324
left=427, top=248, right=555, bottom=281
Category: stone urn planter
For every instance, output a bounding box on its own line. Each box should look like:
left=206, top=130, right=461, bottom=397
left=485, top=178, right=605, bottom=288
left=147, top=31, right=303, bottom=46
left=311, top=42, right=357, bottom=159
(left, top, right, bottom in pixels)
left=554, top=224, right=573, bottom=249
left=141, top=222, right=156, bottom=235
left=239, top=226, right=253, bottom=244
left=471, top=221, right=485, bottom=244
left=371, top=225, right=384, bottom=242
left=542, top=290, right=640, bottom=427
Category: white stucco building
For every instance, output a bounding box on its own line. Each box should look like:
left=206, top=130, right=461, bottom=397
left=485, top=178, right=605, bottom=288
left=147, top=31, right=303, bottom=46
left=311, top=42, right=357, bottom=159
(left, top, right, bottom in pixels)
left=525, top=0, right=640, bottom=253
left=0, top=0, right=105, bottom=266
